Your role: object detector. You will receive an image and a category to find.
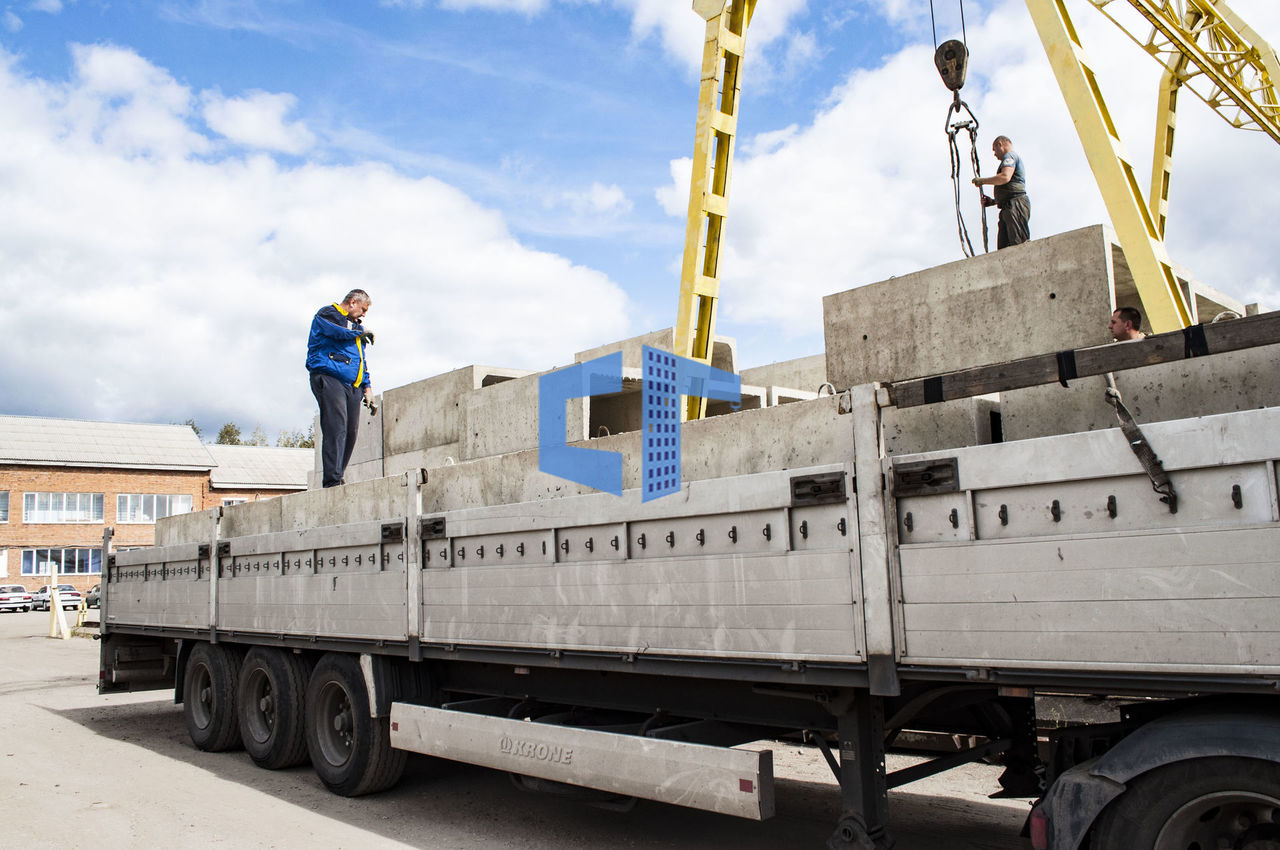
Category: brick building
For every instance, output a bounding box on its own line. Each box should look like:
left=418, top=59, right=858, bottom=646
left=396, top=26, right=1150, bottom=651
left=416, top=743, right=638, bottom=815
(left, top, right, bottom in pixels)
left=0, top=416, right=310, bottom=593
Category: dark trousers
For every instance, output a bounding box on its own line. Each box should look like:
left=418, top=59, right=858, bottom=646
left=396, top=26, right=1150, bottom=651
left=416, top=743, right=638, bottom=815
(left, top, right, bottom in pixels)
left=310, top=372, right=362, bottom=488
left=997, top=194, right=1031, bottom=249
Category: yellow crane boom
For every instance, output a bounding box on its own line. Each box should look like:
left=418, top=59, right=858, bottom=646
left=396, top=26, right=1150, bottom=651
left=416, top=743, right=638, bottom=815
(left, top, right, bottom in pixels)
left=674, top=0, right=755, bottom=421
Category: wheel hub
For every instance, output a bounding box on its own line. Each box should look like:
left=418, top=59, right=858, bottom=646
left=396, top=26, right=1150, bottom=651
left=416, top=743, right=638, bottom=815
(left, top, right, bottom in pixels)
left=1155, top=791, right=1280, bottom=850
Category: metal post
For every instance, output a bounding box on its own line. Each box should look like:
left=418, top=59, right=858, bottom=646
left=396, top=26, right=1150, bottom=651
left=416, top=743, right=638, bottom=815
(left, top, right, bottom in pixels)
left=405, top=469, right=425, bottom=661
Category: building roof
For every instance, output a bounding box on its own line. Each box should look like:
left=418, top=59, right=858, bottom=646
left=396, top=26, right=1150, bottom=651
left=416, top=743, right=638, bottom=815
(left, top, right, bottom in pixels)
left=0, top=415, right=214, bottom=471
left=206, top=444, right=313, bottom=490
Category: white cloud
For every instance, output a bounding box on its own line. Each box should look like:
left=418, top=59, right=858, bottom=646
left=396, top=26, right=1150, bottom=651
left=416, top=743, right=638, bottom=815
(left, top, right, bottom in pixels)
left=380, top=0, right=551, bottom=11
left=203, top=90, right=316, bottom=154
left=0, top=46, right=630, bottom=435
left=615, top=0, right=810, bottom=73
left=65, top=43, right=209, bottom=158
left=557, top=182, right=632, bottom=216
left=439, top=0, right=549, bottom=11
left=4, top=11, right=21, bottom=31
left=656, top=0, right=1280, bottom=341
left=29, top=0, right=63, bottom=13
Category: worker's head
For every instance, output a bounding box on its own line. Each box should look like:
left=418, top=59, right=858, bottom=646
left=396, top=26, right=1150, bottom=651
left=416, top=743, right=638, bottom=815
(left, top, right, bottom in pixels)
left=1109, top=306, right=1143, bottom=341
left=992, top=135, right=1013, bottom=157
left=341, top=289, right=371, bottom=320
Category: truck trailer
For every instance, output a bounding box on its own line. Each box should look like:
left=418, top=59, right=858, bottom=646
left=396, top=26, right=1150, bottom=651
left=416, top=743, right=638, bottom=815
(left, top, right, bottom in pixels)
left=100, top=265, right=1280, bottom=849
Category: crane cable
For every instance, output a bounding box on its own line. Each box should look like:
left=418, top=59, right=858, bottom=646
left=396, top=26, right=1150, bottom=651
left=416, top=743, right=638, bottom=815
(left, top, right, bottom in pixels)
left=931, top=0, right=989, bottom=256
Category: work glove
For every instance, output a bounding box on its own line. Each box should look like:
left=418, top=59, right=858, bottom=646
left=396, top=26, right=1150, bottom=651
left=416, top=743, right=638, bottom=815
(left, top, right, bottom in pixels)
left=363, top=396, right=379, bottom=416
left=360, top=330, right=375, bottom=345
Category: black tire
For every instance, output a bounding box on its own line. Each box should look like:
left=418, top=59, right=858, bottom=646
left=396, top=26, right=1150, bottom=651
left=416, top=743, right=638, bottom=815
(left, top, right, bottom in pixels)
left=304, top=653, right=406, bottom=796
left=237, top=648, right=310, bottom=770
left=182, top=643, right=244, bottom=752
left=1090, top=756, right=1280, bottom=850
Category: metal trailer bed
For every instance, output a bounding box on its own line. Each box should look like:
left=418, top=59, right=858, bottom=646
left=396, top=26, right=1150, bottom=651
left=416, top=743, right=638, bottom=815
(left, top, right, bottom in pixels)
left=100, top=319, right=1280, bottom=849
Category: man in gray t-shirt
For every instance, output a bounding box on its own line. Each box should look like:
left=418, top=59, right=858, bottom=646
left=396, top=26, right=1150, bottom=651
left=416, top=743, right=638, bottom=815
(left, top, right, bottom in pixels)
left=973, top=135, right=1031, bottom=249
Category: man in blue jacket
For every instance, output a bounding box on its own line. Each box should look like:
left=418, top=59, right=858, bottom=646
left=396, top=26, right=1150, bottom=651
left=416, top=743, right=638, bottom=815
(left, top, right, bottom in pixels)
left=306, top=289, right=375, bottom=488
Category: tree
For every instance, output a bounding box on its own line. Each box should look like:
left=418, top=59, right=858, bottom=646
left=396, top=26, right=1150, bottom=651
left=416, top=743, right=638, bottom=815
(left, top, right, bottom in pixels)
left=216, top=423, right=242, bottom=445
left=277, top=423, right=315, bottom=449
left=246, top=425, right=270, bottom=447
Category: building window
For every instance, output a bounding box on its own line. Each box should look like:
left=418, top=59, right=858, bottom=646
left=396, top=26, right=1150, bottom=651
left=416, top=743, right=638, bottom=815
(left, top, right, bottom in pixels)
left=21, top=548, right=102, bottom=576
left=116, top=493, right=194, bottom=524
left=222, top=498, right=248, bottom=506
left=22, top=492, right=104, bottom=524
left=0, top=491, right=8, bottom=522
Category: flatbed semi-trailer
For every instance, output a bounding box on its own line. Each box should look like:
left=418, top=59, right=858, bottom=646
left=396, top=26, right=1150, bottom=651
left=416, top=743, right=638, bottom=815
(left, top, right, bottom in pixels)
left=100, top=318, right=1280, bottom=849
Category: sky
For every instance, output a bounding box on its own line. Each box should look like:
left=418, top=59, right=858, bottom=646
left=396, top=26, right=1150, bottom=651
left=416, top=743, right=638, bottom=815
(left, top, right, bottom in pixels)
left=2, top=0, right=1278, bottom=440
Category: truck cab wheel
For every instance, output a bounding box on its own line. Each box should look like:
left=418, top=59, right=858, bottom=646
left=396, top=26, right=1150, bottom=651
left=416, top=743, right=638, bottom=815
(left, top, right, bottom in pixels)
left=237, top=648, right=310, bottom=770
left=182, top=643, right=244, bottom=752
left=1090, top=756, right=1280, bottom=850
left=304, top=653, right=406, bottom=796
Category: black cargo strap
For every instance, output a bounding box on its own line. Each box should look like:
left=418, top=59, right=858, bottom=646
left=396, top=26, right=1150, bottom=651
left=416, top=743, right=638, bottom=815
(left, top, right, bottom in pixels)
left=923, top=376, right=945, bottom=404
left=1055, top=349, right=1078, bottom=387
left=1104, top=381, right=1177, bottom=514
left=1183, top=323, right=1210, bottom=358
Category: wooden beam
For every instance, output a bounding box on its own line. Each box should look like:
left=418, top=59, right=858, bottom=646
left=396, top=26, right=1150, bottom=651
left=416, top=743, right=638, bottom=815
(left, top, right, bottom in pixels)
left=887, top=311, right=1280, bottom=409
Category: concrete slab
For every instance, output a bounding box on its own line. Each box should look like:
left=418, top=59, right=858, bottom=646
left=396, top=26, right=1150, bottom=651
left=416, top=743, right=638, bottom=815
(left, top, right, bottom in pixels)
left=277, top=474, right=410, bottom=530
left=383, top=445, right=464, bottom=479
left=220, top=496, right=283, bottom=538
left=740, top=354, right=828, bottom=395
left=575, top=328, right=737, bottom=375
left=824, top=225, right=1120, bottom=387
left=882, top=397, right=998, bottom=456
left=154, top=508, right=216, bottom=547
left=769, top=387, right=821, bottom=406
left=382, top=366, right=530, bottom=457
left=1002, top=343, right=1280, bottom=441
left=420, top=396, right=852, bottom=514
left=342, top=458, right=385, bottom=487
left=461, top=370, right=587, bottom=461
left=707, top=384, right=765, bottom=417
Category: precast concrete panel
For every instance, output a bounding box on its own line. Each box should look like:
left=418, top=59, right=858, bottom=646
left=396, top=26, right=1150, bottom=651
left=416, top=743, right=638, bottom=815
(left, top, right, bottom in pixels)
left=278, top=475, right=407, bottom=530
left=221, top=496, right=284, bottom=538
left=881, top=397, right=998, bottom=456
left=823, top=225, right=1119, bottom=388
left=1001, top=343, right=1280, bottom=441
left=461, top=371, right=588, bottom=461
left=154, top=508, right=216, bottom=547
left=740, top=354, right=828, bottom=395
left=382, top=366, right=531, bottom=457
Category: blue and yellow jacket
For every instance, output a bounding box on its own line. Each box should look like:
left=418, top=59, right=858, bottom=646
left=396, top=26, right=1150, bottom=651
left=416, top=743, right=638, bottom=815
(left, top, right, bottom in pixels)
left=306, top=303, right=370, bottom=389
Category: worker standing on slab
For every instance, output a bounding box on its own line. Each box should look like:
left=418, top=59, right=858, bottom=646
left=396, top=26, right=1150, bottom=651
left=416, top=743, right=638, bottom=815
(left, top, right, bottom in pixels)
left=973, top=135, right=1030, bottom=248
left=306, top=289, right=375, bottom=488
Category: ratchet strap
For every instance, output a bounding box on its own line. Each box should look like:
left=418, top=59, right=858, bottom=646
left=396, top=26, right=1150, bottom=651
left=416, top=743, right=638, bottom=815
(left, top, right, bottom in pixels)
left=1104, top=379, right=1177, bottom=514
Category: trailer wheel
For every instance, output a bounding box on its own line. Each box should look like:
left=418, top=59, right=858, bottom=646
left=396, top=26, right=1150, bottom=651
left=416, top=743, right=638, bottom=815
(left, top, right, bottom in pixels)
left=1090, top=756, right=1280, bottom=850
left=237, top=648, right=310, bottom=770
left=182, top=642, right=243, bottom=752
left=304, top=653, right=406, bottom=796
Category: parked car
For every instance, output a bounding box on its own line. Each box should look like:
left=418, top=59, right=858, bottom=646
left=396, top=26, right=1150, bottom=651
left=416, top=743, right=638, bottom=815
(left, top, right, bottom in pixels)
left=85, top=585, right=101, bottom=608
left=0, top=585, right=34, bottom=612
left=32, top=584, right=83, bottom=611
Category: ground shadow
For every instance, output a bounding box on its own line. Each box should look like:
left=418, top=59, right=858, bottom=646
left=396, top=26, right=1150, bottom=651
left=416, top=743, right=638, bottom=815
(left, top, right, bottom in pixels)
left=50, top=697, right=1028, bottom=849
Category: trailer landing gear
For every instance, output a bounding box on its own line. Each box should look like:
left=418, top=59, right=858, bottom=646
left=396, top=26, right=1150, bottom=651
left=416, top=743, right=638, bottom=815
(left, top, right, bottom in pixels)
left=827, top=696, right=895, bottom=850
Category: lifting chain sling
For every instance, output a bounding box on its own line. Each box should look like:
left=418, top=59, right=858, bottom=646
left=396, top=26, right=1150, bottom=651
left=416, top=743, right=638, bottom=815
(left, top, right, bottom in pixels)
left=931, top=0, right=988, bottom=257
